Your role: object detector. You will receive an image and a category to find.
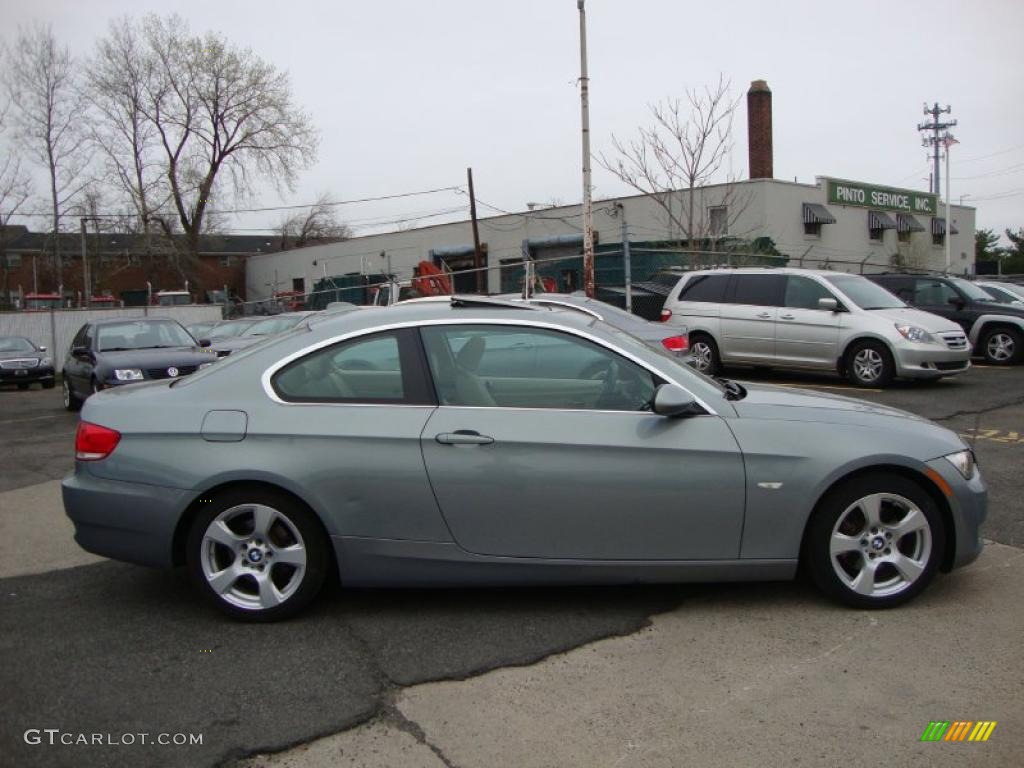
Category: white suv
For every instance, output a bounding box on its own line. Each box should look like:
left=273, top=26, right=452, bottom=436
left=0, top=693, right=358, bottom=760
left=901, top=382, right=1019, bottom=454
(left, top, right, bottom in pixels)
left=660, top=268, right=971, bottom=387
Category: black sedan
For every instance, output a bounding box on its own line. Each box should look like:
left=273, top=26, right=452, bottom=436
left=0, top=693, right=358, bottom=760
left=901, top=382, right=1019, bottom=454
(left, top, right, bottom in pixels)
left=62, top=318, right=217, bottom=411
left=0, top=336, right=55, bottom=390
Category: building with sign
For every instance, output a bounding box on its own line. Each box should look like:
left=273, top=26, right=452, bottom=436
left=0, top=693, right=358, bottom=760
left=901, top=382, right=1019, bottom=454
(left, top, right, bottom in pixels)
left=245, top=80, right=975, bottom=304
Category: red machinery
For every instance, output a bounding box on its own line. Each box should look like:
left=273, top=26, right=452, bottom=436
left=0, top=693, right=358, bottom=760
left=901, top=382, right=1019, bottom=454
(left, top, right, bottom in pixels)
left=411, top=261, right=452, bottom=297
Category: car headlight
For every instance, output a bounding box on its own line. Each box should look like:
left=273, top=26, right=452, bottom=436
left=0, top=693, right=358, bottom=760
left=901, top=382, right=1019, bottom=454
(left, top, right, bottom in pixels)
left=895, top=324, right=936, bottom=343
left=198, top=362, right=215, bottom=370
left=944, top=449, right=976, bottom=479
left=113, top=368, right=144, bottom=381
left=40, top=357, right=52, bottom=367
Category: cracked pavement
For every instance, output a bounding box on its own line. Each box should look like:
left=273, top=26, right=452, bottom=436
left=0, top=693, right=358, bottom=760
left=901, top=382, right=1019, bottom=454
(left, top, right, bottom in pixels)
left=1, top=366, right=1022, bottom=767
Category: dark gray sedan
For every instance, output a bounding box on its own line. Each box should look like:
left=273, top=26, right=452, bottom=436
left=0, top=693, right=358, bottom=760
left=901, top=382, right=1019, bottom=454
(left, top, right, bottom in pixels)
left=63, top=297, right=986, bottom=621
left=0, top=336, right=55, bottom=390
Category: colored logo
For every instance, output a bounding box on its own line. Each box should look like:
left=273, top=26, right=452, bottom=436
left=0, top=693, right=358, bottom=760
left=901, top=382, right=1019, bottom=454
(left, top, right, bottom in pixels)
left=167, top=367, right=179, bottom=377
left=920, top=721, right=997, bottom=742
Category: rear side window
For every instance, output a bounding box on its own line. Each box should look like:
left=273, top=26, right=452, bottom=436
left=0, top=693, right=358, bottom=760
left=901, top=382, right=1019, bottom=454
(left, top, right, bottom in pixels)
left=729, top=275, right=785, bottom=307
left=678, top=274, right=730, bottom=303
left=271, top=329, right=432, bottom=404
left=784, top=276, right=836, bottom=310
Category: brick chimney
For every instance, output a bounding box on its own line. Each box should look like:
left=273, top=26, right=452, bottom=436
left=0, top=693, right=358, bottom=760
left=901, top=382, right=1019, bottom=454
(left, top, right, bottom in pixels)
left=747, top=80, right=773, bottom=179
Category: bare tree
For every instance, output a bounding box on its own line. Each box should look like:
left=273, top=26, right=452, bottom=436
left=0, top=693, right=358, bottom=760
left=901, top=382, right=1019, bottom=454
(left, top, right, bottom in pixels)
left=86, top=17, right=170, bottom=258
left=0, top=123, right=33, bottom=302
left=598, top=75, right=752, bottom=249
left=132, top=14, right=319, bottom=278
left=1, top=23, right=89, bottom=288
left=279, top=192, right=352, bottom=250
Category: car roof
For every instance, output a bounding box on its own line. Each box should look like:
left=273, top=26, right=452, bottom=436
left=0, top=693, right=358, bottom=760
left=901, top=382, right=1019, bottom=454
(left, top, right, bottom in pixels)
left=676, top=267, right=873, bottom=279
left=90, top=316, right=185, bottom=327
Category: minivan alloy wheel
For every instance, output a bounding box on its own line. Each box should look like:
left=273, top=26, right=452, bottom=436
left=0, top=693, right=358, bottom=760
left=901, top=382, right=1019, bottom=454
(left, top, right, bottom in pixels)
left=852, top=348, right=884, bottom=383
left=199, top=503, right=308, bottom=611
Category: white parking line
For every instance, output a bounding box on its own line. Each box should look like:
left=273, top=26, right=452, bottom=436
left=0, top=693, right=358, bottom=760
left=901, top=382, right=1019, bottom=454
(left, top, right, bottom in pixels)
left=0, top=414, right=65, bottom=425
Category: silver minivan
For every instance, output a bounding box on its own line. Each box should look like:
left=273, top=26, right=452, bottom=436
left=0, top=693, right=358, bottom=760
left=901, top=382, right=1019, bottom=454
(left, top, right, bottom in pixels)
left=660, top=268, right=971, bottom=387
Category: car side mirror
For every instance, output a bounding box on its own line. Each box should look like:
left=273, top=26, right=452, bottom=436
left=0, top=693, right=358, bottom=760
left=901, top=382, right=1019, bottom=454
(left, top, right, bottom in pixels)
left=198, top=338, right=212, bottom=347
left=818, top=297, right=839, bottom=311
left=947, top=296, right=965, bottom=308
left=652, top=383, right=702, bottom=418
left=38, top=345, right=47, bottom=353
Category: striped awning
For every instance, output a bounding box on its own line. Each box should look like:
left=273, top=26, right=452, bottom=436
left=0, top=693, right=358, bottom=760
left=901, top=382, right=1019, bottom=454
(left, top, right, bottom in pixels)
left=931, top=217, right=960, bottom=236
left=896, top=214, right=925, bottom=233
left=868, top=210, right=897, bottom=230
left=803, top=203, right=836, bottom=224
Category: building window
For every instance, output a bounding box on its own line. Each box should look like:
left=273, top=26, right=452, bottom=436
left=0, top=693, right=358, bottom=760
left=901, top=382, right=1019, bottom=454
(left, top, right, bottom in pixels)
left=2, top=253, right=22, bottom=268
left=803, top=222, right=822, bottom=237
left=898, top=230, right=911, bottom=244
left=292, top=277, right=305, bottom=292
left=932, top=232, right=945, bottom=247
left=708, top=206, right=727, bottom=236
left=219, top=255, right=235, bottom=267
left=128, top=254, right=141, bottom=266
left=869, top=228, right=884, bottom=242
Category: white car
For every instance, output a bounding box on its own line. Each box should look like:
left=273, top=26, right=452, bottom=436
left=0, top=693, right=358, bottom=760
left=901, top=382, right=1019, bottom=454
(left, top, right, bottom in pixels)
left=659, top=268, right=971, bottom=387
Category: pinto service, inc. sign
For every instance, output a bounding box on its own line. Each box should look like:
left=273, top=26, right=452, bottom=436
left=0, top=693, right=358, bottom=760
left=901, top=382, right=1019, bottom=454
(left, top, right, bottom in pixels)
left=826, top=179, right=937, bottom=215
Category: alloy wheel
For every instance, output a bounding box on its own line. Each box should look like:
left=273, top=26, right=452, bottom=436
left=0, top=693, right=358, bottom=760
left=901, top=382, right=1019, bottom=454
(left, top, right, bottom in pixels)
left=62, top=379, right=70, bottom=409
left=691, top=341, right=714, bottom=373
left=199, top=503, right=308, bottom=611
left=852, top=348, right=884, bottom=383
left=829, top=492, right=932, bottom=598
left=986, top=332, right=1015, bottom=363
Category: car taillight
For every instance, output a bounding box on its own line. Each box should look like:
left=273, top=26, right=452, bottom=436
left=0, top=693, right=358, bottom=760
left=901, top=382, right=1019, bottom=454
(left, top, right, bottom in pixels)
left=659, top=308, right=672, bottom=322
left=76, top=422, right=121, bottom=461
left=661, top=335, right=690, bottom=353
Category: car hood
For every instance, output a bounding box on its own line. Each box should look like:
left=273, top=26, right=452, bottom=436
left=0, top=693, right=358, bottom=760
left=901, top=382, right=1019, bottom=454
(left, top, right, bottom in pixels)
left=863, top=306, right=964, bottom=332
left=731, top=382, right=926, bottom=424
left=95, top=347, right=217, bottom=369
left=212, top=337, right=263, bottom=353
left=0, top=350, right=44, bottom=362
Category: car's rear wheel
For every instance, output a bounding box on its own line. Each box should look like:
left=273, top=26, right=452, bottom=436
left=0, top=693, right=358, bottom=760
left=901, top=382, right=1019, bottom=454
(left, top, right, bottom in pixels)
left=804, top=472, right=945, bottom=608
left=980, top=326, right=1022, bottom=365
left=63, top=378, right=82, bottom=412
left=846, top=340, right=894, bottom=387
left=689, top=333, right=721, bottom=376
left=186, top=488, right=329, bottom=621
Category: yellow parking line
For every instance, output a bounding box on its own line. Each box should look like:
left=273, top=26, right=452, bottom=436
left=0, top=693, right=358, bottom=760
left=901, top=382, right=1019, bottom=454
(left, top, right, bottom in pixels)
left=772, top=382, right=884, bottom=394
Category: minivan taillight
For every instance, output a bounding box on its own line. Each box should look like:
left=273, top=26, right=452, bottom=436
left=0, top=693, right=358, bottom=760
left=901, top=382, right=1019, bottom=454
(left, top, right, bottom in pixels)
left=659, top=308, right=672, bottom=322
left=661, top=335, right=690, bottom=353
left=76, top=422, right=121, bottom=461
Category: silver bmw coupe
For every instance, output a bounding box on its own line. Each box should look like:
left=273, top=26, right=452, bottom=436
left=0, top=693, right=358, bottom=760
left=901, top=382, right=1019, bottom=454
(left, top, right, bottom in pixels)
left=63, top=297, right=986, bottom=621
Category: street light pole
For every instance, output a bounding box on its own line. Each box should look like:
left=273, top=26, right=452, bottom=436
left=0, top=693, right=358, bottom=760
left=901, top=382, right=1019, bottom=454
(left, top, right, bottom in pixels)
left=942, top=132, right=958, bottom=273
left=577, top=0, right=595, bottom=298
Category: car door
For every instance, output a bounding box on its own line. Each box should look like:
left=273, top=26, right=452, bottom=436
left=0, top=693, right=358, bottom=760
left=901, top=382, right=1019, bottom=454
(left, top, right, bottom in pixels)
left=65, top=324, right=94, bottom=398
left=774, top=275, right=842, bottom=367
left=911, top=278, right=975, bottom=333
left=718, top=274, right=784, bottom=362
left=418, top=323, right=746, bottom=560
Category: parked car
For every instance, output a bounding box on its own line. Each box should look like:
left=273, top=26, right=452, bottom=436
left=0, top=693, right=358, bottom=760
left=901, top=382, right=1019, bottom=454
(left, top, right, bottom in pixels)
left=62, top=318, right=217, bottom=411
left=497, top=293, right=692, bottom=363
left=210, top=312, right=317, bottom=357
left=974, top=281, right=1024, bottom=307
left=867, top=273, right=1024, bottom=365
left=0, top=336, right=55, bottom=390
left=63, top=296, right=985, bottom=621
left=205, top=318, right=262, bottom=357
left=659, top=268, right=971, bottom=386
left=186, top=321, right=221, bottom=340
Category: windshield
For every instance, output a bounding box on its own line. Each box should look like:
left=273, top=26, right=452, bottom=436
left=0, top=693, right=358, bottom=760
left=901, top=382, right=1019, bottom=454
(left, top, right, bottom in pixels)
left=823, top=275, right=906, bottom=309
left=0, top=337, right=36, bottom=354
left=208, top=319, right=258, bottom=340
left=244, top=315, right=306, bottom=336
left=950, top=277, right=999, bottom=302
left=96, top=320, right=196, bottom=351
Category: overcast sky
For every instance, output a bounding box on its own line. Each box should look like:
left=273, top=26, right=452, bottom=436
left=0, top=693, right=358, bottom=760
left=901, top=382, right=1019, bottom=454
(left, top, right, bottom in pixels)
left=3, top=0, right=1023, bottom=245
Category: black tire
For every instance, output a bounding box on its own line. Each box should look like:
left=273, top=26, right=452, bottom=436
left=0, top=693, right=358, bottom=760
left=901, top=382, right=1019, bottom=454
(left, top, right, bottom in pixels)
left=186, top=487, right=330, bottom=622
left=979, top=325, right=1023, bottom=366
left=846, top=340, right=895, bottom=387
left=689, top=333, right=721, bottom=376
left=804, top=472, right=945, bottom=609
left=62, top=378, right=82, bottom=412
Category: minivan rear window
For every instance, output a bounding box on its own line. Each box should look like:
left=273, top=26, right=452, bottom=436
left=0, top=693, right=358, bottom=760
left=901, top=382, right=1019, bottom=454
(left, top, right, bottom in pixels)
left=679, top=274, right=730, bottom=303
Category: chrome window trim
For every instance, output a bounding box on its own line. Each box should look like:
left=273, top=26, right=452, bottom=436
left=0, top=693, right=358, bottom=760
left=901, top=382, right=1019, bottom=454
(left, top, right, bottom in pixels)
left=522, top=298, right=604, bottom=321
left=261, top=317, right=718, bottom=415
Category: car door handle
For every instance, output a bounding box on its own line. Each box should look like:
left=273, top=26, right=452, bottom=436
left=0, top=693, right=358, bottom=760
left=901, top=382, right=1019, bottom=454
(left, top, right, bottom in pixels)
left=757, top=312, right=772, bottom=319
left=779, top=314, right=795, bottom=320
left=435, top=430, right=495, bottom=446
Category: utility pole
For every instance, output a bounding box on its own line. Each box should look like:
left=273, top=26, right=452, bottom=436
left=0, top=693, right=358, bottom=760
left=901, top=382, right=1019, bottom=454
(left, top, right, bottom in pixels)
left=467, top=168, right=485, bottom=294
left=918, top=103, right=956, bottom=195
left=80, top=218, right=89, bottom=308
left=577, top=0, right=595, bottom=298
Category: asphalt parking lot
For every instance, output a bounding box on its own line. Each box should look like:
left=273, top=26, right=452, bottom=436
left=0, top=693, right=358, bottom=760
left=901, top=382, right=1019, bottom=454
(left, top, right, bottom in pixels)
left=1, top=366, right=1022, bottom=767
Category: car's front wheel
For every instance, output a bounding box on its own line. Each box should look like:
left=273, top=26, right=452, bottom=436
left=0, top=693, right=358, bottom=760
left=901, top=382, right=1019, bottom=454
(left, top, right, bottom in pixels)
left=186, top=488, right=330, bottom=621
left=846, top=340, right=894, bottom=387
left=804, top=472, right=945, bottom=608
left=63, top=378, right=82, bottom=412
